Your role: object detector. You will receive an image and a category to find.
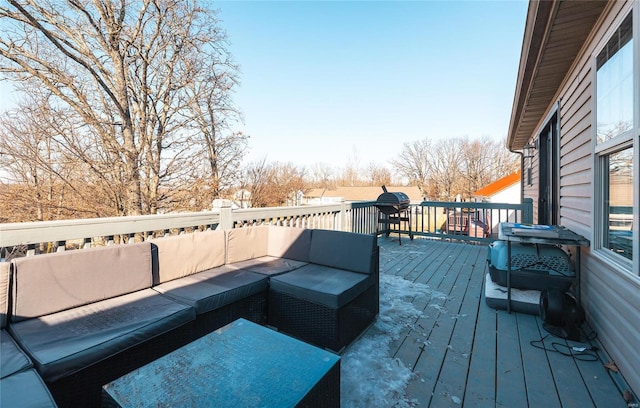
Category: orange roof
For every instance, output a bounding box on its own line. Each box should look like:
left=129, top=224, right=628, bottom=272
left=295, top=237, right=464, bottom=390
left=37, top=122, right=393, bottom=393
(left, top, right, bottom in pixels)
left=473, top=171, right=520, bottom=197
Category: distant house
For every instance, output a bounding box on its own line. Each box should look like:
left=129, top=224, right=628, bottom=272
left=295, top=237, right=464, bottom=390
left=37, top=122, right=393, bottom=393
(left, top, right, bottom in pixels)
left=472, top=172, right=521, bottom=234
left=302, top=186, right=423, bottom=205
left=472, top=171, right=521, bottom=204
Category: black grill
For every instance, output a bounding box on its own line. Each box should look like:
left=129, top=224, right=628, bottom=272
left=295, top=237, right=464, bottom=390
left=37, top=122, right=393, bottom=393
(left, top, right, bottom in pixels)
left=374, top=186, right=413, bottom=244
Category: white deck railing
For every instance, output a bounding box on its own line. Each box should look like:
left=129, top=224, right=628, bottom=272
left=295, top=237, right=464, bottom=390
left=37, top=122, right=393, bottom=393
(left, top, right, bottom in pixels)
left=0, top=201, right=379, bottom=258
left=0, top=199, right=533, bottom=259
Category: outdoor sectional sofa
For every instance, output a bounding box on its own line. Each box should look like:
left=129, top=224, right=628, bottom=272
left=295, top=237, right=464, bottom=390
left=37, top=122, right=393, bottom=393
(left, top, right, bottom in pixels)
left=0, top=262, right=59, bottom=407
left=0, top=225, right=379, bottom=407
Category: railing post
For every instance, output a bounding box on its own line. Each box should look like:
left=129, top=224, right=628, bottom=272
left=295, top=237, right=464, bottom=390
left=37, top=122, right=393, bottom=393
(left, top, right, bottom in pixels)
left=338, top=200, right=346, bottom=231
left=219, top=204, right=234, bottom=230
left=522, top=198, right=533, bottom=224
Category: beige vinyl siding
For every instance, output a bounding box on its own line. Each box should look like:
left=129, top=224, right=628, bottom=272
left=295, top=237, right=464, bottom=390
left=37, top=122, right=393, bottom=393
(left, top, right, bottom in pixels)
left=558, top=61, right=593, bottom=238
left=582, top=253, right=640, bottom=397
left=524, top=0, right=640, bottom=396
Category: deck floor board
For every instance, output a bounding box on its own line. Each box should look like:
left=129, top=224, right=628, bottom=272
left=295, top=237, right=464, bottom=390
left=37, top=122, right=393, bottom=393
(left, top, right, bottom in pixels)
left=517, top=313, right=562, bottom=408
left=464, top=289, right=497, bottom=407
left=374, top=237, right=627, bottom=407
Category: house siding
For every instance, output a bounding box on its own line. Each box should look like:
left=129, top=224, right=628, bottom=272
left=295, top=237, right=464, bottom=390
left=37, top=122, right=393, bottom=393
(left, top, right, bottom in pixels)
left=524, top=0, right=640, bottom=396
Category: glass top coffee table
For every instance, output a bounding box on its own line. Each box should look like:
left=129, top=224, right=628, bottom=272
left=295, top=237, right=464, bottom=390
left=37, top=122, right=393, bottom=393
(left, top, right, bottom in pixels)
left=102, top=318, right=340, bottom=407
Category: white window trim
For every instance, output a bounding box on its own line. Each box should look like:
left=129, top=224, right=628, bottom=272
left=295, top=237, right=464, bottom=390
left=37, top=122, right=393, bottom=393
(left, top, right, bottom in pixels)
left=592, top=3, right=639, bottom=276
left=634, top=3, right=640, bottom=274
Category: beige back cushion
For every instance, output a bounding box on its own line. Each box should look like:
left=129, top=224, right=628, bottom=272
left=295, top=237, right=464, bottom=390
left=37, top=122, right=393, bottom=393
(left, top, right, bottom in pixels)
left=226, top=226, right=269, bottom=264
left=12, top=242, right=152, bottom=322
left=152, top=230, right=226, bottom=284
left=0, top=262, right=9, bottom=328
left=267, top=226, right=311, bottom=262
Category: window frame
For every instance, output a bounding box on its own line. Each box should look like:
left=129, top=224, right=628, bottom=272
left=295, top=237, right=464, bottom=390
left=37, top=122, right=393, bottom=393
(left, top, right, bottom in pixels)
left=593, top=5, right=639, bottom=276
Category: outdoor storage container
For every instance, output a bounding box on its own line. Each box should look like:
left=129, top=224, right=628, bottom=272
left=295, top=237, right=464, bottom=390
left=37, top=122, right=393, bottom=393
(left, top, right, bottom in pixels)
left=487, top=240, right=574, bottom=291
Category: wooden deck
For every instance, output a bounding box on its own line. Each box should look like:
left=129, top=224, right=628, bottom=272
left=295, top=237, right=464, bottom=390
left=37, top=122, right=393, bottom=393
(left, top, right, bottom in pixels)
left=375, top=237, right=627, bottom=408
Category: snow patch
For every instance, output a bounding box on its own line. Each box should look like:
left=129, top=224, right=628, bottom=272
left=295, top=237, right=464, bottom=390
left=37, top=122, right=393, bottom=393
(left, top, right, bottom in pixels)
left=341, top=273, right=437, bottom=407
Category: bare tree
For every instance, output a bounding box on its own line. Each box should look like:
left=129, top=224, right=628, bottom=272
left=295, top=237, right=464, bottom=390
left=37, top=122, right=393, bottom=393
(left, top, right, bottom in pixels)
left=238, top=160, right=307, bottom=208
left=392, top=136, right=519, bottom=200
left=341, top=146, right=361, bottom=187
left=429, top=138, right=464, bottom=200
left=460, top=136, right=519, bottom=198
left=0, top=103, right=65, bottom=221
left=365, top=163, right=391, bottom=187
left=0, top=0, right=242, bottom=217
left=238, top=159, right=270, bottom=208
left=184, top=38, right=248, bottom=202
left=308, top=162, right=336, bottom=189
left=0, top=94, right=117, bottom=220
left=270, top=162, right=306, bottom=206
left=390, top=139, right=432, bottom=194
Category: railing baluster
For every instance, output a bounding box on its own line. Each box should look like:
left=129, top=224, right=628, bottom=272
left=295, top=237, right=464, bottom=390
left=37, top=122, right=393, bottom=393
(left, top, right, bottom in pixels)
left=0, top=200, right=531, bottom=259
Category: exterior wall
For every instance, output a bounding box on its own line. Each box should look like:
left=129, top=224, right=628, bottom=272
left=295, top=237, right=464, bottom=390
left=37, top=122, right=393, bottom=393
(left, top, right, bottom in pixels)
left=490, top=183, right=521, bottom=204
left=524, top=1, right=639, bottom=395
left=476, top=183, right=522, bottom=232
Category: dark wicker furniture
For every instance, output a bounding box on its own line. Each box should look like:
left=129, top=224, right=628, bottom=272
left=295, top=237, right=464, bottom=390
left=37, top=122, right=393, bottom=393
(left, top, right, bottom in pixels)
left=1, top=225, right=378, bottom=406
left=268, top=229, right=379, bottom=352
left=102, top=319, right=340, bottom=407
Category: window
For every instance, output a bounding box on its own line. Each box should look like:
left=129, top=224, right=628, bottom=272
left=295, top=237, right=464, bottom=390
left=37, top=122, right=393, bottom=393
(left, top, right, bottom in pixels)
left=596, top=13, right=633, bottom=144
left=595, top=10, right=637, bottom=273
left=602, top=147, right=633, bottom=260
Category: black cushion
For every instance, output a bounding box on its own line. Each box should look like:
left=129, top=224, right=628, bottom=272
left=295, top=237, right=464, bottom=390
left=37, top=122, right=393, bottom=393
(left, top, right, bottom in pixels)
left=153, top=269, right=269, bottom=314
left=269, top=264, right=372, bottom=309
left=9, top=289, right=195, bottom=382
left=0, top=329, right=32, bottom=379
left=0, top=369, right=58, bottom=407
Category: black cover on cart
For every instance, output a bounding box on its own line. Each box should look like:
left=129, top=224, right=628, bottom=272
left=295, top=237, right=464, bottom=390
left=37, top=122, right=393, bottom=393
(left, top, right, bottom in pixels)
left=486, top=240, right=574, bottom=291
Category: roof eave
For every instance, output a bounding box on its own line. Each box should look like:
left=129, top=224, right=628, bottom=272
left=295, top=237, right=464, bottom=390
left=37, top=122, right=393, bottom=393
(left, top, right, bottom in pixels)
left=507, top=0, right=608, bottom=151
left=507, top=0, right=557, bottom=151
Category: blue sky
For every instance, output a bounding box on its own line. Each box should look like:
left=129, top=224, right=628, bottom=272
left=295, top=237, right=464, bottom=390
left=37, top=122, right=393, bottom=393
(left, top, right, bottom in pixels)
left=216, top=0, right=529, bottom=169
left=0, top=1, right=529, bottom=170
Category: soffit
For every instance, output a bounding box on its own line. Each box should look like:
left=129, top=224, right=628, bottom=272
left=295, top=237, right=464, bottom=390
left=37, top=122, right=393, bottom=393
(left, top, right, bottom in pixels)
left=507, top=0, right=608, bottom=150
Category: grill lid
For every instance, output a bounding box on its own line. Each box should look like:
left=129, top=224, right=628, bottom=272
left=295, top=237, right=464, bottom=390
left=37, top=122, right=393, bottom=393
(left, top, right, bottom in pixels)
left=376, top=192, right=410, bottom=205
left=375, top=186, right=410, bottom=207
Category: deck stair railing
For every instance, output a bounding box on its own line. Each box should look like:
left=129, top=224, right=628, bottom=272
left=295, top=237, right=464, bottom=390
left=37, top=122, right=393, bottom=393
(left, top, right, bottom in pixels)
left=0, top=199, right=533, bottom=259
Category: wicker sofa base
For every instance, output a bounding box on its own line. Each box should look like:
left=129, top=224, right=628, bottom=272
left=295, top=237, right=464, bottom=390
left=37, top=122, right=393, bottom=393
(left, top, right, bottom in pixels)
left=268, top=283, right=378, bottom=353
left=4, top=227, right=379, bottom=406
left=48, top=320, right=195, bottom=408
left=190, top=291, right=268, bottom=340
left=48, top=292, right=267, bottom=408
